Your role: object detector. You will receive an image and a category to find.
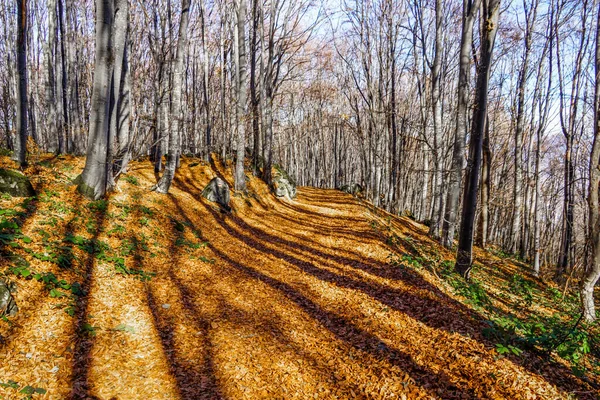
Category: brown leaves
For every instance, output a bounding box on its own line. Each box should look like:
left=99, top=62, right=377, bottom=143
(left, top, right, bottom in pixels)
left=0, top=155, right=594, bottom=399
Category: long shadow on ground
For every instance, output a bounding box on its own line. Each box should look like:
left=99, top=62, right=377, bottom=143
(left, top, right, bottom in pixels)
left=172, top=173, right=598, bottom=399
left=168, top=196, right=475, bottom=399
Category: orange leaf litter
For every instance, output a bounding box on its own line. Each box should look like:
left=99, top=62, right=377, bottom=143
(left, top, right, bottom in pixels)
left=0, top=155, right=597, bottom=399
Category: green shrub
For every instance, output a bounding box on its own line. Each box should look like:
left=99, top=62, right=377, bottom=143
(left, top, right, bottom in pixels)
left=123, top=175, right=139, bottom=186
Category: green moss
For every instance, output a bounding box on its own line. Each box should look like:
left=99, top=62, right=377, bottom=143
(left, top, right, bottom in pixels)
left=76, top=181, right=98, bottom=200
left=0, top=169, right=35, bottom=197
left=273, top=164, right=296, bottom=185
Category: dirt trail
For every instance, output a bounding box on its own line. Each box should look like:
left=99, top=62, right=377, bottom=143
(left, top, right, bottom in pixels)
left=0, top=157, right=594, bottom=399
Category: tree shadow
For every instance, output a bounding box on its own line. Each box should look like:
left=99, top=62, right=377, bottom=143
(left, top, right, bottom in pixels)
left=164, top=164, right=599, bottom=397
left=181, top=172, right=598, bottom=397
left=168, top=196, right=473, bottom=399
left=0, top=196, right=38, bottom=258
left=69, top=197, right=110, bottom=400
left=143, top=197, right=225, bottom=399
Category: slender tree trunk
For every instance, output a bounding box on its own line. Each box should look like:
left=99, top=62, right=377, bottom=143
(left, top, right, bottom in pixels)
left=45, top=0, right=58, bottom=153
left=154, top=0, right=191, bottom=193
left=57, top=0, right=69, bottom=152
left=510, top=0, right=537, bottom=255
left=533, top=14, right=553, bottom=275
left=582, top=0, right=600, bottom=322
left=110, top=0, right=131, bottom=179
left=442, top=0, right=481, bottom=247
left=117, top=38, right=131, bottom=172
left=77, top=0, right=114, bottom=199
left=429, top=0, right=443, bottom=238
left=250, top=0, right=260, bottom=175
left=14, top=0, right=28, bottom=167
left=201, top=6, right=211, bottom=160
left=477, top=118, right=491, bottom=247
left=455, top=0, right=501, bottom=279
left=234, top=0, right=248, bottom=191
left=555, top=0, right=589, bottom=280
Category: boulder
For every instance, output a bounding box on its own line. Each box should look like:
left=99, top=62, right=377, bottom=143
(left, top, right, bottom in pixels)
left=202, top=177, right=231, bottom=211
left=0, top=280, right=17, bottom=317
left=272, top=165, right=296, bottom=200
left=0, top=169, right=35, bottom=197
left=340, top=183, right=363, bottom=196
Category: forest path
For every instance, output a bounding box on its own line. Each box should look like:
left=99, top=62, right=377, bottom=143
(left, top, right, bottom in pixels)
left=0, top=157, right=591, bottom=399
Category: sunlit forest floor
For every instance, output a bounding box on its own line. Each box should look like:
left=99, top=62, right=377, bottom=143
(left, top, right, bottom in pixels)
left=0, top=154, right=599, bottom=399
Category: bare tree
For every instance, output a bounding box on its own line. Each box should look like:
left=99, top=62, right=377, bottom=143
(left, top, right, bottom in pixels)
left=582, top=0, right=600, bottom=323
left=234, top=0, right=247, bottom=192
left=14, top=0, right=28, bottom=167
left=455, top=0, right=501, bottom=279
left=442, top=0, right=481, bottom=248
left=77, top=0, right=130, bottom=199
left=153, top=0, right=191, bottom=193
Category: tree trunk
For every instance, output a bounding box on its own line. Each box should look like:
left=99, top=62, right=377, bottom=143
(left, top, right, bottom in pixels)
left=583, top=2, right=600, bottom=321
left=154, top=0, right=191, bottom=193
left=234, top=0, right=248, bottom=192
left=511, top=0, right=538, bottom=255
left=455, top=0, right=501, bottom=279
left=57, top=0, right=69, bottom=152
left=14, top=0, right=28, bottom=167
left=200, top=3, right=211, bottom=161
left=77, top=0, right=114, bottom=199
left=45, top=0, right=58, bottom=153
left=442, top=0, right=481, bottom=248
left=110, top=0, right=131, bottom=179
left=428, top=0, right=444, bottom=238
left=477, top=118, right=491, bottom=247
left=250, top=0, right=261, bottom=175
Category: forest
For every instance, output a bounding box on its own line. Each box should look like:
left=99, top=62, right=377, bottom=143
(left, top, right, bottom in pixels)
left=0, top=0, right=600, bottom=398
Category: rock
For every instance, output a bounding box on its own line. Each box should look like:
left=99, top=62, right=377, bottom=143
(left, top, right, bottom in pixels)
left=202, top=177, right=231, bottom=211
left=0, top=280, right=18, bottom=317
left=0, top=169, right=35, bottom=197
left=272, top=165, right=297, bottom=200
left=340, top=183, right=363, bottom=196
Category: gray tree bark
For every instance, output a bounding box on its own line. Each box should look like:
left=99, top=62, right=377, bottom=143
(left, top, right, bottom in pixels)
left=510, top=0, right=538, bottom=255
left=234, top=0, right=248, bottom=192
left=428, top=0, right=443, bottom=238
left=14, top=0, right=28, bottom=167
left=441, top=0, right=481, bottom=248
left=57, top=0, right=69, bottom=152
left=154, top=0, right=191, bottom=193
left=455, top=0, right=501, bottom=279
left=109, top=0, right=131, bottom=183
left=77, top=0, right=114, bottom=199
left=45, top=0, right=58, bottom=153
left=582, top=0, right=600, bottom=322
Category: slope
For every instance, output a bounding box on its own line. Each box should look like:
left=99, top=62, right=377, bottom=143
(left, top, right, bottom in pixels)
left=0, top=155, right=598, bottom=399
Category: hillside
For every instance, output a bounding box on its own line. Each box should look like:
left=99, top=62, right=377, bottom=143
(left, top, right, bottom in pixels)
left=0, top=155, right=599, bottom=399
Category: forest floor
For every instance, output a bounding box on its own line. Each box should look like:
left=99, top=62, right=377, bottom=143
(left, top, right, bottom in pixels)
left=0, top=154, right=599, bottom=400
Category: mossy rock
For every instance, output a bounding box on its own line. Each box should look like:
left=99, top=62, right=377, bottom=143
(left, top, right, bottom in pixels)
left=340, top=183, right=363, bottom=196
left=272, top=164, right=297, bottom=200
left=0, top=169, right=35, bottom=197
left=202, top=177, right=231, bottom=211
left=0, top=280, right=18, bottom=317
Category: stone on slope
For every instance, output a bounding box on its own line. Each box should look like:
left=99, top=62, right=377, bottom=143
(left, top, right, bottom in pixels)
left=0, top=280, right=18, bottom=317
left=340, top=183, right=363, bottom=196
left=202, top=177, right=231, bottom=211
left=0, top=168, right=35, bottom=197
left=272, top=165, right=296, bottom=200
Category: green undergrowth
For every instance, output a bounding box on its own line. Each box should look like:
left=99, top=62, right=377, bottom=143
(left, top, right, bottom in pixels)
left=0, top=194, right=161, bottom=321
left=0, top=379, right=46, bottom=399
left=369, top=213, right=600, bottom=381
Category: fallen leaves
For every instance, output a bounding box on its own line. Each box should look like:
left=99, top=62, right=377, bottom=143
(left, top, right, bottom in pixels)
left=0, top=155, right=597, bottom=399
